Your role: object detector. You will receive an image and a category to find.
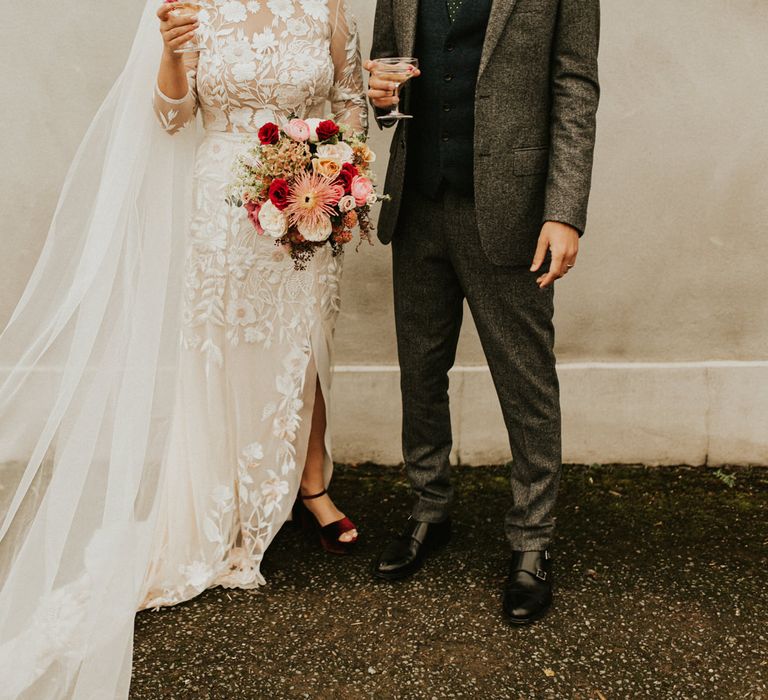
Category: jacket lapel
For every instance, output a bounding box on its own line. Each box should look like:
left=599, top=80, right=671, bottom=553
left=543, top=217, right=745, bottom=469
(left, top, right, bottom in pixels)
left=393, top=0, right=419, bottom=57
left=479, top=0, right=518, bottom=76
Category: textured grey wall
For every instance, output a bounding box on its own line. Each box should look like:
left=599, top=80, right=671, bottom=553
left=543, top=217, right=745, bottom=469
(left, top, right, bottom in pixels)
left=1, top=0, right=767, bottom=366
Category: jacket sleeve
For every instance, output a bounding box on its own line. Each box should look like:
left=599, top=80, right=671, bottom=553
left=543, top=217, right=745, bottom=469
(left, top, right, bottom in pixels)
left=369, top=0, right=399, bottom=129
left=543, top=0, right=601, bottom=235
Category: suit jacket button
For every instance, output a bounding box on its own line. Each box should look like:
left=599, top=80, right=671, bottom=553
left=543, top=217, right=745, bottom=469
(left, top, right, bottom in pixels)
left=443, top=74, right=453, bottom=82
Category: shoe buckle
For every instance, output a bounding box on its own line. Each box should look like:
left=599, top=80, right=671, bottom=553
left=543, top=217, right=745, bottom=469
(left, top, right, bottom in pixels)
left=535, top=568, right=548, bottom=581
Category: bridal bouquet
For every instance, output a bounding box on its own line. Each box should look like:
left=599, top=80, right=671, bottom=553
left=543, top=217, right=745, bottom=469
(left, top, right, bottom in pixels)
left=229, top=118, right=385, bottom=270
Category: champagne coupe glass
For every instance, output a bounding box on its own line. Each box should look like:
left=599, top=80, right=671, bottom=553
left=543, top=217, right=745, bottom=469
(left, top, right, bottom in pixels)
left=169, top=1, right=209, bottom=54
left=373, top=57, right=420, bottom=121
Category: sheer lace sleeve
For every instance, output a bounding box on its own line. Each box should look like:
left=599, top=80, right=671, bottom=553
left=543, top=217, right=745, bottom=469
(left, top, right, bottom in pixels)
left=329, top=0, right=368, bottom=135
left=153, top=53, right=198, bottom=135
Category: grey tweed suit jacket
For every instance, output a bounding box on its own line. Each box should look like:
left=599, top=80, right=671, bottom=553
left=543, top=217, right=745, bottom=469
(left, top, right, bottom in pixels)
left=371, top=0, right=601, bottom=266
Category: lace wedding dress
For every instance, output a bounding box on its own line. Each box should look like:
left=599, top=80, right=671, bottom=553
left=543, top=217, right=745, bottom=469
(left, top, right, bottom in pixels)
left=142, top=0, right=367, bottom=608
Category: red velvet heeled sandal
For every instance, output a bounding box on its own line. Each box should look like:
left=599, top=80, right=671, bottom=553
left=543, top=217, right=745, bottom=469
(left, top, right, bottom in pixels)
left=293, top=489, right=358, bottom=555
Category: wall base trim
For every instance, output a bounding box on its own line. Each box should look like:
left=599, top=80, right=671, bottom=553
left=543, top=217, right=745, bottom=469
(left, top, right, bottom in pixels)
left=329, top=362, right=768, bottom=466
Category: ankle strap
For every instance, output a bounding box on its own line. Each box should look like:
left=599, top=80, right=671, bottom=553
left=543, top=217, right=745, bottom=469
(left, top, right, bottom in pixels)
left=301, top=489, right=327, bottom=501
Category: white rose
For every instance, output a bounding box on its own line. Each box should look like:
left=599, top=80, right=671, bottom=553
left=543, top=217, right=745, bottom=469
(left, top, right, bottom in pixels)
left=338, top=195, right=356, bottom=213
left=316, top=142, right=354, bottom=165
left=258, top=200, right=288, bottom=239
left=305, top=118, right=323, bottom=143
left=366, top=192, right=379, bottom=206
left=297, top=215, right=333, bottom=242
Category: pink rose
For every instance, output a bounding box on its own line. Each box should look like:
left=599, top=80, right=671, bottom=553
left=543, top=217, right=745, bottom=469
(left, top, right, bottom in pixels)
left=326, top=183, right=345, bottom=207
left=285, top=118, right=310, bottom=142
left=244, top=200, right=264, bottom=235
left=305, top=118, right=322, bottom=143
left=350, top=175, right=374, bottom=207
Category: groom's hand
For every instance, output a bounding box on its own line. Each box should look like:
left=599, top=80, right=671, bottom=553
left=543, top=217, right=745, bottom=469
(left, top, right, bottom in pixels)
left=363, top=59, right=421, bottom=109
left=530, top=221, right=580, bottom=288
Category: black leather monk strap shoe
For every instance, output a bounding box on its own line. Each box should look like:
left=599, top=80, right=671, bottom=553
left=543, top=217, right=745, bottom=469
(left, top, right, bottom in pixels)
left=502, top=550, right=554, bottom=625
left=373, top=516, right=452, bottom=581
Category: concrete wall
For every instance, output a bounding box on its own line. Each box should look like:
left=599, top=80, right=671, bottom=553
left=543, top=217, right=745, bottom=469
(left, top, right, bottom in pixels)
left=1, top=1, right=767, bottom=464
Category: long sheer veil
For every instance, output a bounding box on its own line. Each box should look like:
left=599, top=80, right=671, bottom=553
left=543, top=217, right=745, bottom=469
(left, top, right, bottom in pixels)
left=0, top=2, right=199, bottom=697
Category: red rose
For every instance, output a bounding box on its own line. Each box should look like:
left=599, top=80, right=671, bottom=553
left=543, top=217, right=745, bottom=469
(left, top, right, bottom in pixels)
left=268, top=178, right=290, bottom=210
left=337, top=162, right=359, bottom=194
left=258, top=122, right=280, bottom=145
left=316, top=120, right=340, bottom=142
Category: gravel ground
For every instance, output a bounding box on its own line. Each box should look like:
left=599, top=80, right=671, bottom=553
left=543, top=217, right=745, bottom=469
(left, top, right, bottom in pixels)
left=131, top=464, right=768, bottom=700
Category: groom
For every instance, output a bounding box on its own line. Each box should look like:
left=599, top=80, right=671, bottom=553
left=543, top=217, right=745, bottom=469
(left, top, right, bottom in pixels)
left=365, top=0, right=600, bottom=624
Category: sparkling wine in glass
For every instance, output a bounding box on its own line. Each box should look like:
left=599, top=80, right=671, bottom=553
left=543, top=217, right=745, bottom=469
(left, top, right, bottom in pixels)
left=170, top=1, right=208, bottom=54
left=373, top=57, right=420, bottom=122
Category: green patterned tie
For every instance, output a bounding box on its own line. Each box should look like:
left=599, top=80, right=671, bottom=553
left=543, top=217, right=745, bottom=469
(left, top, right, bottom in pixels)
left=446, top=0, right=463, bottom=22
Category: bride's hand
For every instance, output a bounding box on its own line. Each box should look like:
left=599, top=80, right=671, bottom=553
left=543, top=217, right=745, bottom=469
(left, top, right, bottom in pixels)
left=157, top=2, right=199, bottom=56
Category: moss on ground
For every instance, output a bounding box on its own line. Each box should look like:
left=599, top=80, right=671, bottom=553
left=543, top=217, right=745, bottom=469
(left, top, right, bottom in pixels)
left=131, top=464, right=767, bottom=700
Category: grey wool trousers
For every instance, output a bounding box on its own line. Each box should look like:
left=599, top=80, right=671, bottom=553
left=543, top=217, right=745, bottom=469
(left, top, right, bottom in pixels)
left=392, top=188, right=562, bottom=551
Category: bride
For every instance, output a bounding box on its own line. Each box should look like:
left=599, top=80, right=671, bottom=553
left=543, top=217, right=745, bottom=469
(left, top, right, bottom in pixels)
left=144, top=0, right=366, bottom=608
left=0, top=0, right=367, bottom=696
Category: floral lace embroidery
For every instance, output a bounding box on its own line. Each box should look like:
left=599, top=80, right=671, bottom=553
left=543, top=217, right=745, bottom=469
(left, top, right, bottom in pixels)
left=153, top=0, right=367, bottom=135
left=143, top=1, right=361, bottom=608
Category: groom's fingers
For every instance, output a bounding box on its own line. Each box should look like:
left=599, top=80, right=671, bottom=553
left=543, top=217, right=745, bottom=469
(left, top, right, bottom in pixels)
left=529, top=235, right=549, bottom=272
left=368, top=75, right=399, bottom=93
left=538, top=248, right=567, bottom=288
left=368, top=75, right=400, bottom=108
left=368, top=93, right=399, bottom=108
